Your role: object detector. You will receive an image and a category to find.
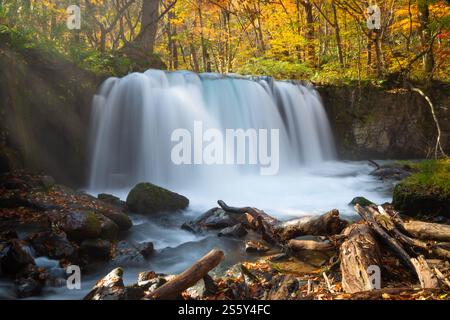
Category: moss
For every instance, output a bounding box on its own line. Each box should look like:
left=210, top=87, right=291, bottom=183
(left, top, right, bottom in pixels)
left=392, top=159, right=450, bottom=216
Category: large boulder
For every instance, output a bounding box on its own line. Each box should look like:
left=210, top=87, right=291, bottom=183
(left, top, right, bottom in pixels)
left=60, top=210, right=102, bottom=241
left=126, top=182, right=189, bottom=215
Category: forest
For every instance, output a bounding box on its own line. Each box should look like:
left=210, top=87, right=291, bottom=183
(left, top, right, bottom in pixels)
left=1, top=0, right=449, bottom=81
left=0, top=0, right=449, bottom=304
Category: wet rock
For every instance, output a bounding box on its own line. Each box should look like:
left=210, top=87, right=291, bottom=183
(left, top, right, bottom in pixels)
left=349, top=197, right=374, bottom=207
left=80, top=239, right=111, bottom=259
left=1, top=240, right=35, bottom=276
left=137, top=274, right=167, bottom=292
left=112, top=241, right=154, bottom=265
left=98, top=209, right=132, bottom=231
left=218, top=223, right=248, bottom=238
left=15, top=277, right=42, bottom=298
left=126, top=182, right=189, bottom=215
left=27, top=231, right=75, bottom=259
left=123, top=285, right=145, bottom=300
left=98, top=193, right=127, bottom=210
left=60, top=210, right=102, bottom=241
left=245, top=240, right=270, bottom=253
left=99, top=216, right=119, bottom=240
left=84, top=268, right=126, bottom=300
left=183, top=207, right=246, bottom=233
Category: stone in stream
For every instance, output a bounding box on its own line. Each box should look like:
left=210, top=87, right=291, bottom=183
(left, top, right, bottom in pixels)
left=111, top=240, right=154, bottom=265
left=126, top=182, right=189, bottom=215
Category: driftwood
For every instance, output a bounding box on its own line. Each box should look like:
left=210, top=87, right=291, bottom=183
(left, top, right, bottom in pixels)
left=410, top=255, right=439, bottom=289
left=218, top=201, right=347, bottom=244
left=273, top=209, right=348, bottom=242
left=288, top=239, right=334, bottom=252
left=340, top=223, right=382, bottom=293
left=356, top=205, right=441, bottom=289
left=403, top=220, right=450, bottom=243
left=145, top=248, right=224, bottom=300
left=218, top=200, right=279, bottom=244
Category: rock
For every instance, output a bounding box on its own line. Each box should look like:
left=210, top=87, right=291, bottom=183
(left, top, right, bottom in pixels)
left=112, top=241, right=154, bottom=265
left=27, top=231, right=75, bottom=259
left=15, top=277, right=42, bottom=298
left=126, top=182, right=189, bottom=215
left=84, top=268, right=126, bottom=300
left=98, top=193, right=127, bottom=209
left=349, top=197, right=374, bottom=207
left=183, top=207, right=246, bottom=233
left=218, top=223, right=248, bottom=238
left=137, top=274, right=167, bottom=292
left=185, top=274, right=217, bottom=299
left=98, top=209, right=132, bottom=231
left=99, top=217, right=119, bottom=240
left=393, top=182, right=450, bottom=217
left=60, top=210, right=102, bottom=241
left=1, top=240, right=35, bottom=276
left=80, top=239, right=111, bottom=260
left=245, top=240, right=270, bottom=253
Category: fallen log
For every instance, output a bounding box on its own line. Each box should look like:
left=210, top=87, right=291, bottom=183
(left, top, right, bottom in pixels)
left=410, top=256, right=439, bottom=289
left=375, top=207, right=450, bottom=260
left=145, top=248, right=224, bottom=300
left=340, top=223, right=382, bottom=293
left=274, top=209, right=348, bottom=242
left=288, top=239, right=334, bottom=252
left=356, top=205, right=440, bottom=289
left=403, top=220, right=450, bottom=243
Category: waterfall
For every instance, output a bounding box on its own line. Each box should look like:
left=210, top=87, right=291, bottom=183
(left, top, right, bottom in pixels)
left=88, top=70, right=336, bottom=191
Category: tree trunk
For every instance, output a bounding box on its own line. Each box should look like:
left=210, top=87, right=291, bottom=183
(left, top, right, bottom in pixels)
left=145, top=248, right=224, bottom=300
left=197, top=0, right=211, bottom=72
left=273, top=209, right=347, bottom=242
left=340, top=223, right=382, bottom=293
left=300, top=0, right=315, bottom=66
left=331, top=1, right=344, bottom=68
left=417, top=0, right=434, bottom=78
left=403, top=220, right=450, bottom=243
left=139, top=0, right=160, bottom=53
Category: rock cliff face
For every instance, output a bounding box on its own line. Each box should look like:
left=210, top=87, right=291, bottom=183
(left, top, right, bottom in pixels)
left=0, top=33, right=100, bottom=186
left=317, top=84, right=450, bottom=160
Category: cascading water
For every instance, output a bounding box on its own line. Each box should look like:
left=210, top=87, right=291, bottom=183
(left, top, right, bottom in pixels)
left=88, top=69, right=336, bottom=192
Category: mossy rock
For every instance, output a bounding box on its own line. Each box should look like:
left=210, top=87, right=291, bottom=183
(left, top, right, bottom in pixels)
left=61, top=210, right=102, bottom=241
left=126, top=182, right=189, bottom=215
left=392, top=159, right=450, bottom=217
